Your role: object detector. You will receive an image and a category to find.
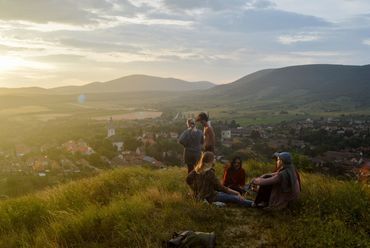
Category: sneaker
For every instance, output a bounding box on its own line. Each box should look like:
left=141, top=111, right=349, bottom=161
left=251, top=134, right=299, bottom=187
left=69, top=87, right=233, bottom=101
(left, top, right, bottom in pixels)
left=212, top=201, right=226, bottom=207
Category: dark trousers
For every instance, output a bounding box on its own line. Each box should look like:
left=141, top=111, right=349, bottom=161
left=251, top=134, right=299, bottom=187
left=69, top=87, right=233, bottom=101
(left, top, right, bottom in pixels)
left=184, top=150, right=201, bottom=173
left=254, top=185, right=272, bottom=205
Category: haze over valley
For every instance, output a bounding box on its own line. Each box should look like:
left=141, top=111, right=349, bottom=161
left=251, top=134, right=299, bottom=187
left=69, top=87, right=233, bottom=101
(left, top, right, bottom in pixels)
left=0, top=1, right=369, bottom=247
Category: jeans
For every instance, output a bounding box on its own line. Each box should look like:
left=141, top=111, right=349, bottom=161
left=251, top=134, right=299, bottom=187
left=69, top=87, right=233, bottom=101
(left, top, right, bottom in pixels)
left=214, top=191, right=253, bottom=207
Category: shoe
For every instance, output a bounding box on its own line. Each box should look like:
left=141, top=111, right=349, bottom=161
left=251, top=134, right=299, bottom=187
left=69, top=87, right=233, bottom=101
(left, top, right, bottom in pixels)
left=212, top=201, right=226, bottom=207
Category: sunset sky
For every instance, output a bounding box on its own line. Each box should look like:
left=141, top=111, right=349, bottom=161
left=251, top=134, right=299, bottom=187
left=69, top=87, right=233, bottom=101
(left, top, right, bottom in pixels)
left=0, top=0, right=369, bottom=88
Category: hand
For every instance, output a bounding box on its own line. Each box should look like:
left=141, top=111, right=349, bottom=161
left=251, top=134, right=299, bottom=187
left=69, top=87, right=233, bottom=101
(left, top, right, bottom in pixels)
left=229, top=188, right=242, bottom=198
left=253, top=178, right=262, bottom=185
left=237, top=193, right=245, bottom=201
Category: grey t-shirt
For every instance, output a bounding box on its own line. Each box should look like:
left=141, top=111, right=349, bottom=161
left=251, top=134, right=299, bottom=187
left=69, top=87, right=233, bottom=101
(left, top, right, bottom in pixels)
left=179, top=128, right=203, bottom=153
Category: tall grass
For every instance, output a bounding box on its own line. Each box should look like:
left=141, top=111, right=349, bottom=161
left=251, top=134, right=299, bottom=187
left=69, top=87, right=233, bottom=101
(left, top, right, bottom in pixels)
left=276, top=172, right=370, bottom=247
left=0, top=164, right=368, bottom=247
left=0, top=167, right=225, bottom=247
left=217, top=161, right=370, bottom=247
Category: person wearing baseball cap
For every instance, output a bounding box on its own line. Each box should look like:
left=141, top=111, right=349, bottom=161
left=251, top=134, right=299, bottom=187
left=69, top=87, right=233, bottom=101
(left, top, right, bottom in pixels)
left=252, top=152, right=301, bottom=209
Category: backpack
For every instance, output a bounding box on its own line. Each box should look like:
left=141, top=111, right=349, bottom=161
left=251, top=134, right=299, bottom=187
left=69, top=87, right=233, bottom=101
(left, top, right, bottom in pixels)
left=165, top=230, right=216, bottom=248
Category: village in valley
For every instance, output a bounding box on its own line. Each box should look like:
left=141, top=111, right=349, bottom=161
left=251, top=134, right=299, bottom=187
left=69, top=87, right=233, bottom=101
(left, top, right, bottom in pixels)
left=218, top=116, right=370, bottom=182
left=0, top=112, right=369, bottom=189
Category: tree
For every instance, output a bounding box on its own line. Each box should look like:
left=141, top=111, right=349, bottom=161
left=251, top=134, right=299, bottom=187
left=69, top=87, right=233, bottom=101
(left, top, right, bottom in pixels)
left=229, top=120, right=239, bottom=128
left=125, top=136, right=142, bottom=152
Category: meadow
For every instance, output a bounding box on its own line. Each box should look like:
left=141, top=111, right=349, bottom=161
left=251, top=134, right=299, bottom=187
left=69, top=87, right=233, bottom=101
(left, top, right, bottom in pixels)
left=0, top=162, right=368, bottom=248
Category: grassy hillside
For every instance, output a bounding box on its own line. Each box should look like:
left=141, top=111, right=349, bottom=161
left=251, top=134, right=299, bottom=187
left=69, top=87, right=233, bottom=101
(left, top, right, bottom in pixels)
left=0, top=163, right=368, bottom=248
left=172, top=64, right=370, bottom=115
left=207, top=64, right=370, bottom=101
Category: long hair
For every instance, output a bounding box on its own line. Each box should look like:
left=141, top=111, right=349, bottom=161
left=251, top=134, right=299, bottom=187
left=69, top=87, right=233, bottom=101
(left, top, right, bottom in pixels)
left=186, top=118, right=195, bottom=128
left=230, top=156, right=243, bottom=167
left=226, top=156, right=243, bottom=171
left=194, top=152, right=215, bottom=174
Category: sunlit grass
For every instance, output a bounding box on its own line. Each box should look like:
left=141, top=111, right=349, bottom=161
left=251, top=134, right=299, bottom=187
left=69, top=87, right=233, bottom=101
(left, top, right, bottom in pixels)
left=0, top=165, right=367, bottom=247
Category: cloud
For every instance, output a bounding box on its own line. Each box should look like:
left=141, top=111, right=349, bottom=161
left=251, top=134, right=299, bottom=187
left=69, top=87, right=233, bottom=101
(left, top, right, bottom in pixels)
left=273, top=0, right=370, bottom=22
left=161, top=0, right=277, bottom=11
left=250, top=0, right=276, bottom=9
left=278, top=33, right=321, bottom=44
left=29, top=54, right=87, bottom=64
left=363, top=39, right=370, bottom=45
left=0, top=0, right=138, bottom=25
left=290, top=51, right=344, bottom=57
left=0, top=55, right=54, bottom=73
left=0, top=35, right=58, bottom=54
left=162, top=0, right=249, bottom=11
left=204, top=9, right=330, bottom=32
left=0, top=0, right=369, bottom=88
left=260, top=53, right=315, bottom=65
left=59, top=39, right=142, bottom=53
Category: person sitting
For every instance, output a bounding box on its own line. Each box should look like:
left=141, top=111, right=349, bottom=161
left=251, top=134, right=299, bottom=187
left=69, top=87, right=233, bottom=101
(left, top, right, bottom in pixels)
left=252, top=153, right=280, bottom=207
left=272, top=152, right=282, bottom=172
left=252, top=152, right=301, bottom=209
left=186, top=152, right=253, bottom=207
left=222, top=156, right=247, bottom=195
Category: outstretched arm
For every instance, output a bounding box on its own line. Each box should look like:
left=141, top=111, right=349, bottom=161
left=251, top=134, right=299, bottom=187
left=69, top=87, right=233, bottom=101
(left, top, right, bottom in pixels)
left=253, top=174, right=281, bottom=186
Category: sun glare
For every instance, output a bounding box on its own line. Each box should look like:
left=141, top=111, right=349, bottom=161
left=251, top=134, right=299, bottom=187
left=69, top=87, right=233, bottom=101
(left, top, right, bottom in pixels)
left=0, top=56, right=53, bottom=72
left=0, top=56, right=25, bottom=72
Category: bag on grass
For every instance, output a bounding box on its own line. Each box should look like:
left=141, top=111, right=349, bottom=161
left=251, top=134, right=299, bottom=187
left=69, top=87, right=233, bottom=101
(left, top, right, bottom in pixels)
left=165, top=230, right=216, bottom=248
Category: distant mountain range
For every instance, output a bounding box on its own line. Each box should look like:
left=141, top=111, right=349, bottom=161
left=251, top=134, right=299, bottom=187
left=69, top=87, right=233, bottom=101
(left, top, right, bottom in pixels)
left=50, top=75, right=215, bottom=94
left=0, top=75, right=214, bottom=95
left=1, top=64, right=369, bottom=112
left=206, top=64, right=370, bottom=101
left=197, top=64, right=370, bottom=111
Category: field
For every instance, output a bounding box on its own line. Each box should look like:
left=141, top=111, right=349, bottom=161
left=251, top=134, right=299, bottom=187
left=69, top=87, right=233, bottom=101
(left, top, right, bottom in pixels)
left=0, top=163, right=368, bottom=248
left=0, top=90, right=369, bottom=127
left=93, top=111, right=163, bottom=121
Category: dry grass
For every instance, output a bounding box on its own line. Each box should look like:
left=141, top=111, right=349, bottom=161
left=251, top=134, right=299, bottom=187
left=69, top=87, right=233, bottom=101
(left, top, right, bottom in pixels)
left=0, top=165, right=367, bottom=247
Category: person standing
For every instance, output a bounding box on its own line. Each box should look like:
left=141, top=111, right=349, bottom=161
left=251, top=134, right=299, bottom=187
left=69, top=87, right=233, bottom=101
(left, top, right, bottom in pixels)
left=196, top=112, right=216, bottom=153
left=179, top=118, right=203, bottom=173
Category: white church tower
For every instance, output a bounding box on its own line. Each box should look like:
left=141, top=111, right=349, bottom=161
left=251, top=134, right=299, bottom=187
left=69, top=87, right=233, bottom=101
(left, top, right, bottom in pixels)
left=107, top=117, right=116, bottom=138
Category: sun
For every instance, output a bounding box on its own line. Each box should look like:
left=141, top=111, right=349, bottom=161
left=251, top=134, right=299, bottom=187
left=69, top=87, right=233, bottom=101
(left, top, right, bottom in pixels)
left=0, top=56, right=26, bottom=72
left=0, top=56, right=54, bottom=73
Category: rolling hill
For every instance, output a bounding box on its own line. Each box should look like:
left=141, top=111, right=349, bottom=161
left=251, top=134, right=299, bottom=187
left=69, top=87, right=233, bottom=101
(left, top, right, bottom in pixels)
left=169, top=64, right=370, bottom=114
left=0, top=75, right=214, bottom=110
left=51, top=75, right=215, bottom=94
left=0, top=87, right=49, bottom=95
left=2, top=64, right=370, bottom=114
left=206, top=64, right=370, bottom=102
